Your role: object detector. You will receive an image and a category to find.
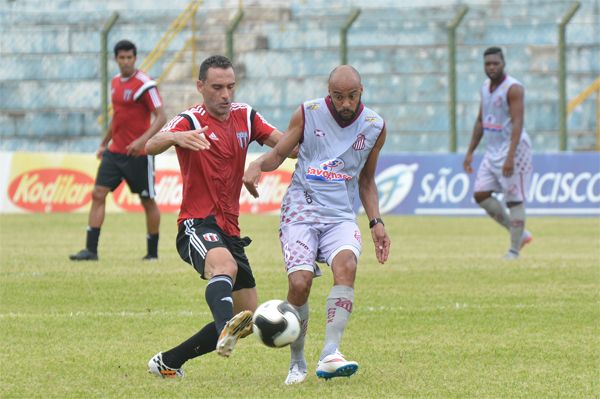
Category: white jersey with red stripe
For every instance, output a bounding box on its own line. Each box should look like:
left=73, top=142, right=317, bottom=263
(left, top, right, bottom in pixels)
left=480, top=75, right=531, bottom=165
left=281, top=96, right=384, bottom=225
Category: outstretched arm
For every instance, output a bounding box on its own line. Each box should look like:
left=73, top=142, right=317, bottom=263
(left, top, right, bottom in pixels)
left=359, top=126, right=390, bottom=264
left=243, top=106, right=304, bottom=198
left=145, top=126, right=211, bottom=155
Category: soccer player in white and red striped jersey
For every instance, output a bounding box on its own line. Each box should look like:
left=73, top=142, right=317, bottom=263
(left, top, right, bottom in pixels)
left=464, top=47, right=533, bottom=260
left=70, top=40, right=166, bottom=262
left=145, top=55, right=287, bottom=378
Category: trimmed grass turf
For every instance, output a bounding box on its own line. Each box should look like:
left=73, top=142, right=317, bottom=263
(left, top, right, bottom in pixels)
left=1, top=213, right=598, bottom=398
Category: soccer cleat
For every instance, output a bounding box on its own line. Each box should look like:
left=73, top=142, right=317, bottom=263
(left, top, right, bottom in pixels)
left=316, top=351, right=358, bottom=380
left=147, top=352, right=185, bottom=379
left=216, top=310, right=254, bottom=357
left=69, top=249, right=98, bottom=261
left=142, top=255, right=159, bottom=261
left=504, top=250, right=519, bottom=260
left=520, top=231, right=533, bottom=250
left=285, top=363, right=308, bottom=385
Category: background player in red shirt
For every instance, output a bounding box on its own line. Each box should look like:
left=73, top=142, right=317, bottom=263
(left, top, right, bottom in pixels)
left=70, top=40, right=166, bottom=261
left=145, top=55, right=287, bottom=378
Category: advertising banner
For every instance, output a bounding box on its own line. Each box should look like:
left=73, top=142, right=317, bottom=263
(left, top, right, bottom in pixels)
left=0, top=151, right=598, bottom=216
left=373, top=153, right=600, bottom=216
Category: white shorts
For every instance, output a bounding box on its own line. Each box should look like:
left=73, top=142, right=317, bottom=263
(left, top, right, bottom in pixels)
left=279, top=220, right=362, bottom=275
left=474, top=141, right=533, bottom=203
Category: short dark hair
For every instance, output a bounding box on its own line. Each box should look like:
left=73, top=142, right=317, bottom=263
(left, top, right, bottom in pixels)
left=484, top=46, right=504, bottom=61
left=114, top=40, right=137, bottom=57
left=198, top=55, right=233, bottom=81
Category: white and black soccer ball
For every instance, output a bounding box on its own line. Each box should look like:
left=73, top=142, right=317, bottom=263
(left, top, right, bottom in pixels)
left=252, top=299, right=301, bottom=348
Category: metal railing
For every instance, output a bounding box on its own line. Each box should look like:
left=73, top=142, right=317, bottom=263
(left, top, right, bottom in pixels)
left=568, top=76, right=600, bottom=151
left=98, top=0, right=202, bottom=126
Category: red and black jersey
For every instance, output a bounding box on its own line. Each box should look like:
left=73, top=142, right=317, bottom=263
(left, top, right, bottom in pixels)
left=110, top=70, right=163, bottom=154
left=163, top=103, right=276, bottom=236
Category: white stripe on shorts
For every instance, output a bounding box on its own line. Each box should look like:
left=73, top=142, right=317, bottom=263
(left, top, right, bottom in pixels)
left=184, top=219, right=208, bottom=260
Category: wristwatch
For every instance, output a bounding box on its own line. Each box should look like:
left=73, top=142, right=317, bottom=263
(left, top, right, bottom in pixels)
left=369, top=217, right=384, bottom=228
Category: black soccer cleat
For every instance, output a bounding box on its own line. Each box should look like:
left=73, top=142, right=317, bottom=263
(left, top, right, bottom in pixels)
left=142, top=254, right=158, bottom=261
left=69, top=249, right=98, bottom=261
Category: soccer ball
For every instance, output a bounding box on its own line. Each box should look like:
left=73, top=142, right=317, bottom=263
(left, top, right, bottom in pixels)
left=252, top=299, right=301, bottom=348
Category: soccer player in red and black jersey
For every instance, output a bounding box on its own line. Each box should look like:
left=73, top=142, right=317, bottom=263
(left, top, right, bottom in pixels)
left=70, top=40, right=166, bottom=261
left=145, top=55, right=287, bottom=378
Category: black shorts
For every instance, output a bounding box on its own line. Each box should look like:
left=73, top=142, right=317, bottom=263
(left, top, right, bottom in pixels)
left=96, top=150, right=155, bottom=198
left=176, top=216, right=256, bottom=291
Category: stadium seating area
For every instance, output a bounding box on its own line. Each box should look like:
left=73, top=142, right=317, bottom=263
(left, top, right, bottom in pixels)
left=0, top=0, right=598, bottom=152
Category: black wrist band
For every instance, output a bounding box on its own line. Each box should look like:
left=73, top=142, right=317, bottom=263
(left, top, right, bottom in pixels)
left=369, top=217, right=384, bottom=228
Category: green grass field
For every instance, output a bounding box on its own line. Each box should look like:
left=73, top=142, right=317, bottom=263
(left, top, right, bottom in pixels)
left=1, top=213, right=599, bottom=398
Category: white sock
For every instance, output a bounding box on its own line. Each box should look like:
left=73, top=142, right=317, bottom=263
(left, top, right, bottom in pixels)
left=509, top=203, right=526, bottom=254
left=320, top=285, right=354, bottom=360
left=289, top=303, right=309, bottom=371
left=479, top=197, right=510, bottom=230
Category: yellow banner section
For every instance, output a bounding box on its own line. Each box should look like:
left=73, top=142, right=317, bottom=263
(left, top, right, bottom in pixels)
left=1, top=151, right=295, bottom=214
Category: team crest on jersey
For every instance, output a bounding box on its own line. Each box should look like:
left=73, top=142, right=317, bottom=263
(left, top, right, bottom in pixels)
left=236, top=131, right=249, bottom=149
left=123, top=89, right=133, bottom=101
left=203, top=233, right=219, bottom=242
left=352, top=133, right=366, bottom=150
left=314, top=129, right=325, bottom=137
left=307, top=103, right=320, bottom=111
left=493, top=97, right=503, bottom=107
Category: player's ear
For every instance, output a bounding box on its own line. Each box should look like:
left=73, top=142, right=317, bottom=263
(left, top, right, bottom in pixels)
left=196, top=80, right=203, bottom=93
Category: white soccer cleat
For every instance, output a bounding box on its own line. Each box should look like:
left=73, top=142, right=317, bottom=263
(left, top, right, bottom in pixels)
left=520, top=231, right=533, bottom=250
left=316, top=351, right=358, bottom=380
left=216, top=310, right=254, bottom=357
left=147, top=352, right=185, bottom=379
left=503, top=250, right=520, bottom=260
left=285, top=363, right=308, bottom=385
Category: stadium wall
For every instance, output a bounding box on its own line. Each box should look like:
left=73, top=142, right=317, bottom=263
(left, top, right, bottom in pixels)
left=1, top=151, right=598, bottom=216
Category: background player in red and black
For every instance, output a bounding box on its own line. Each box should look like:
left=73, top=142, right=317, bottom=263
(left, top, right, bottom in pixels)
left=70, top=40, right=166, bottom=261
left=145, top=55, right=288, bottom=378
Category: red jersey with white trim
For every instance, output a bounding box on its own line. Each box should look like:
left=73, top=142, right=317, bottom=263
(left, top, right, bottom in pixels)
left=110, top=70, right=163, bottom=154
left=162, top=102, right=276, bottom=236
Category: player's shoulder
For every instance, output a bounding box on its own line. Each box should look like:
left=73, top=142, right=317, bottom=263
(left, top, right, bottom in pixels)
left=303, top=98, right=325, bottom=111
left=505, top=75, right=524, bottom=89
left=133, top=70, right=153, bottom=83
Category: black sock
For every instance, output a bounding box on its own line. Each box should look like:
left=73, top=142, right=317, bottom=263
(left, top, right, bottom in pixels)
left=86, top=227, right=100, bottom=254
left=147, top=233, right=159, bottom=257
left=205, top=275, right=234, bottom=333
left=161, top=322, right=218, bottom=368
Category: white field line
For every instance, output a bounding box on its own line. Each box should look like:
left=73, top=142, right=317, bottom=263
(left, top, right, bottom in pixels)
left=0, top=302, right=562, bottom=319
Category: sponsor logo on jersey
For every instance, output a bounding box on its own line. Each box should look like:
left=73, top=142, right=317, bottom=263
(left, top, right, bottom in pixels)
left=203, top=233, right=219, bottom=242
left=236, top=131, right=249, bottom=149
left=364, top=116, right=378, bottom=123
left=320, top=158, right=345, bottom=172
left=305, top=167, right=352, bottom=182
left=352, top=133, right=366, bottom=150
left=483, top=115, right=502, bottom=132
left=8, top=168, right=94, bottom=212
left=314, top=129, right=325, bottom=137
left=307, top=102, right=320, bottom=110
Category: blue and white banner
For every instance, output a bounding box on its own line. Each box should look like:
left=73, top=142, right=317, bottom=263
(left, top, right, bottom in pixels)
left=371, top=153, right=600, bottom=216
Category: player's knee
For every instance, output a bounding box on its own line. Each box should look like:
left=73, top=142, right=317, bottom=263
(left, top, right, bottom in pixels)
left=288, top=272, right=312, bottom=297
left=91, top=187, right=109, bottom=203
left=474, top=191, right=490, bottom=204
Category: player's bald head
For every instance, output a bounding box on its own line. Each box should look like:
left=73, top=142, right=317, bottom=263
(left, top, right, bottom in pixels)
left=328, top=65, right=362, bottom=91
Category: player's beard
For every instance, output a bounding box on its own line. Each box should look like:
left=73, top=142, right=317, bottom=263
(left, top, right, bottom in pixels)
left=335, top=96, right=362, bottom=122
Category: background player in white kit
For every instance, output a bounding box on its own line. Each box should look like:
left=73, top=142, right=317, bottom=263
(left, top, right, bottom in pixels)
left=244, top=65, right=391, bottom=384
left=463, top=47, right=533, bottom=260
